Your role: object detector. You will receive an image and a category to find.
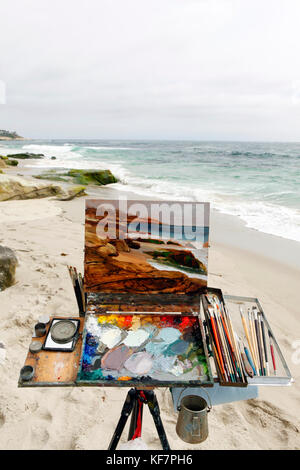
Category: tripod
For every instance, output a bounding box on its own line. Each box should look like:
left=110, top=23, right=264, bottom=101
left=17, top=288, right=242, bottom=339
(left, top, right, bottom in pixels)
left=108, top=388, right=171, bottom=450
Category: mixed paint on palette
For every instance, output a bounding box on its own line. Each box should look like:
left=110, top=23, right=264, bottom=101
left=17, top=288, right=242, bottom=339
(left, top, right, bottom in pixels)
left=77, top=314, right=211, bottom=386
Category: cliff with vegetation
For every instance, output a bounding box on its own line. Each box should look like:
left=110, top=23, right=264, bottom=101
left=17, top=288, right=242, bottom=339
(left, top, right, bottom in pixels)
left=0, top=130, right=23, bottom=140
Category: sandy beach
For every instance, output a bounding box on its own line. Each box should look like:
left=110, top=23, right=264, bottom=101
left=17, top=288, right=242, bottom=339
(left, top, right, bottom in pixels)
left=0, top=163, right=299, bottom=450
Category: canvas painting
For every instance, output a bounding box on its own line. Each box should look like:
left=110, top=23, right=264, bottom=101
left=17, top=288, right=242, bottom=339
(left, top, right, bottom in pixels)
left=84, top=199, right=210, bottom=296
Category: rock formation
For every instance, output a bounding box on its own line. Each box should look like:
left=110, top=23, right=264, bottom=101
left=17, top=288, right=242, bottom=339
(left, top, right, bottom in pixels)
left=0, top=246, right=18, bottom=290
left=0, top=175, right=62, bottom=201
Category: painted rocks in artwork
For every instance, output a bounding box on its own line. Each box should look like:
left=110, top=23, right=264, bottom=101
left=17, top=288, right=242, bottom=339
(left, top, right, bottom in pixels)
left=124, top=351, right=153, bottom=375
left=101, top=345, right=131, bottom=371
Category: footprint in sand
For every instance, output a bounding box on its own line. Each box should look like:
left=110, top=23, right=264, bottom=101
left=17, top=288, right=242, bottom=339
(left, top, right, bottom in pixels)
left=244, top=399, right=299, bottom=446
left=0, top=411, right=5, bottom=427
left=29, top=423, right=50, bottom=449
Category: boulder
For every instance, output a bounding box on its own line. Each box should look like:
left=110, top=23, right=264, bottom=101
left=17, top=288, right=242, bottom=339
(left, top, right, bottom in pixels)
left=66, top=169, right=118, bottom=186
left=109, top=239, right=130, bottom=252
left=126, top=239, right=141, bottom=249
left=0, top=246, right=18, bottom=290
left=0, top=175, right=63, bottom=201
left=34, top=172, right=69, bottom=182
left=57, top=186, right=87, bottom=201
left=1, top=156, right=18, bottom=166
left=6, top=153, right=44, bottom=159
left=96, top=243, right=118, bottom=258
left=7, top=159, right=19, bottom=166
left=34, top=168, right=118, bottom=186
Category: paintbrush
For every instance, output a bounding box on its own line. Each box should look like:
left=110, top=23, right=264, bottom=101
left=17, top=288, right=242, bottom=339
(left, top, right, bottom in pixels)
left=207, top=308, right=228, bottom=381
left=257, top=312, right=266, bottom=375
left=259, top=313, right=269, bottom=376
left=211, top=299, right=234, bottom=381
left=215, top=309, right=235, bottom=382
left=239, top=306, right=257, bottom=373
left=67, top=266, right=84, bottom=314
left=238, top=337, right=254, bottom=378
left=217, top=304, right=240, bottom=382
left=223, top=303, right=245, bottom=382
left=212, top=343, right=225, bottom=381
left=253, top=308, right=264, bottom=375
left=213, top=296, right=244, bottom=383
left=242, top=340, right=256, bottom=376
left=78, top=272, right=86, bottom=311
left=248, top=308, right=260, bottom=375
left=268, top=330, right=277, bottom=375
left=212, top=309, right=231, bottom=381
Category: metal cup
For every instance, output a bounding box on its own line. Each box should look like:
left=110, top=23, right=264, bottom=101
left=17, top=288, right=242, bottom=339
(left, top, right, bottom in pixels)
left=176, top=394, right=210, bottom=444
left=34, top=322, right=46, bottom=337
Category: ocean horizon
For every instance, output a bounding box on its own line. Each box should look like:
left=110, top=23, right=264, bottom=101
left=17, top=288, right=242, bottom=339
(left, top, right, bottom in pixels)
left=1, top=138, right=300, bottom=243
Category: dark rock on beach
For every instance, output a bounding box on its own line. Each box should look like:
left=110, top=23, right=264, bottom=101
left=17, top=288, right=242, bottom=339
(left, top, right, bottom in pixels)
left=0, top=246, right=18, bottom=291
left=0, top=156, right=19, bottom=166
left=6, top=153, right=44, bottom=159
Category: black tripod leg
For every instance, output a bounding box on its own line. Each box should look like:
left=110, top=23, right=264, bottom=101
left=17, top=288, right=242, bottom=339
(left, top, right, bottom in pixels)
left=145, top=391, right=171, bottom=450
left=108, top=389, right=135, bottom=450
left=128, top=396, right=143, bottom=440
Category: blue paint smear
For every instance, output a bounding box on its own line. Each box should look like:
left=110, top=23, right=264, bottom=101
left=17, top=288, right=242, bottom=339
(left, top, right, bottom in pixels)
left=165, top=339, right=190, bottom=356
left=82, top=334, right=99, bottom=370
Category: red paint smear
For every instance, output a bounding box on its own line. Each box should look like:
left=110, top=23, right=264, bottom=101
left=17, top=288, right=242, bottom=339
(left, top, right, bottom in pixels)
left=178, top=317, right=195, bottom=331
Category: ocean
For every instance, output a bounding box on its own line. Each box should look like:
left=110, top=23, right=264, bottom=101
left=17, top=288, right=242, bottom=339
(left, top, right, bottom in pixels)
left=1, top=139, right=300, bottom=242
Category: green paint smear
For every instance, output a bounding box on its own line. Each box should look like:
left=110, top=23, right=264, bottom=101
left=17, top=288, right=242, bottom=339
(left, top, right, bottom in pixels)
left=79, top=369, right=105, bottom=381
left=145, top=249, right=207, bottom=275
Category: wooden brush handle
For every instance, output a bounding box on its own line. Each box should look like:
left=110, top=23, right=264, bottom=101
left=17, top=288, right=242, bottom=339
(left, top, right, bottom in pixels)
left=241, top=316, right=256, bottom=367
left=241, top=351, right=254, bottom=377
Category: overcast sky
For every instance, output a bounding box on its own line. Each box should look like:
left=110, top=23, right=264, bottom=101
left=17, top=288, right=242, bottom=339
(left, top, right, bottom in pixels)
left=1, top=0, right=300, bottom=141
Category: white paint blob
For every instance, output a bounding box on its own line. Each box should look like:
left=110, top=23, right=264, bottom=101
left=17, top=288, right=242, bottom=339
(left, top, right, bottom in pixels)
left=100, top=326, right=122, bottom=349
left=123, top=329, right=149, bottom=347
left=86, top=316, right=122, bottom=349
left=86, top=315, right=102, bottom=338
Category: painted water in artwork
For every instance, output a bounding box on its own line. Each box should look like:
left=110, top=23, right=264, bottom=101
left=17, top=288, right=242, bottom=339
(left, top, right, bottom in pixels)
left=84, top=199, right=210, bottom=295
left=76, top=313, right=212, bottom=386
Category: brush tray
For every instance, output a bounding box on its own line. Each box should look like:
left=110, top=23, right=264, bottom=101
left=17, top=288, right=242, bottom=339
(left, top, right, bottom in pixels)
left=201, top=288, right=293, bottom=387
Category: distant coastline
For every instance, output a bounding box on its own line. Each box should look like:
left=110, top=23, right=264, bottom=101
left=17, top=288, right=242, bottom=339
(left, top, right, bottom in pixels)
left=0, top=129, right=24, bottom=140
left=0, top=137, right=25, bottom=141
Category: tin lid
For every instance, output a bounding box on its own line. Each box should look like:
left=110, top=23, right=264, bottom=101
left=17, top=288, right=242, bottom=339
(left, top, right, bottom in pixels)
left=38, top=314, right=50, bottom=324
left=51, top=320, right=77, bottom=344
left=29, top=341, right=43, bottom=353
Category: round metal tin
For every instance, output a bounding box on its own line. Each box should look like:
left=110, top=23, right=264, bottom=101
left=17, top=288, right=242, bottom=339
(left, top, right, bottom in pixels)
left=51, top=320, right=77, bottom=344
left=35, top=322, right=46, bottom=337
left=29, top=341, right=43, bottom=353
left=20, top=365, right=34, bottom=382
